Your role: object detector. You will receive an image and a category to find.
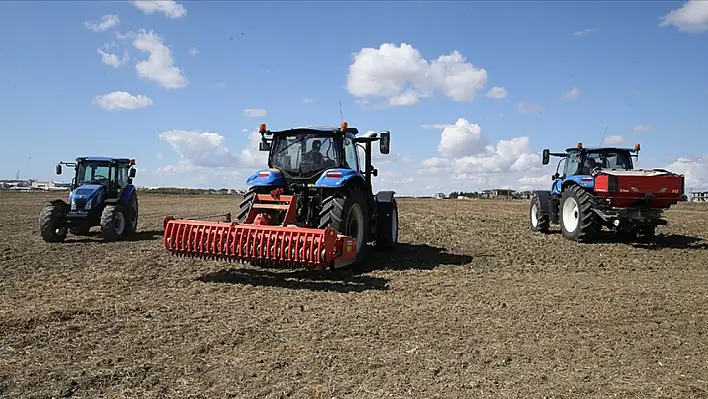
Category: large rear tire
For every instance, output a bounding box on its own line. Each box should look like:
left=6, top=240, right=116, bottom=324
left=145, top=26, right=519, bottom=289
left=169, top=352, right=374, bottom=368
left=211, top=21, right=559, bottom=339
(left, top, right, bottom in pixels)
left=559, top=185, right=600, bottom=242
left=529, top=193, right=550, bottom=233
left=39, top=200, right=68, bottom=242
left=101, top=204, right=127, bottom=242
left=319, top=186, right=371, bottom=266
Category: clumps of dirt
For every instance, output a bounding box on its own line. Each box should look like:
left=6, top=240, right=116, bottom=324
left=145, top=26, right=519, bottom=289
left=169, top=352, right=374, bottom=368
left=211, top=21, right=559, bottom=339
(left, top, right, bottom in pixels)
left=0, top=192, right=707, bottom=398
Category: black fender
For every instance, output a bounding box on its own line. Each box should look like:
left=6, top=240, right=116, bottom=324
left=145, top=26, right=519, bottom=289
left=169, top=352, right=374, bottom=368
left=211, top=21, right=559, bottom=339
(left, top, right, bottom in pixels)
left=49, top=198, right=68, bottom=207
left=374, top=190, right=396, bottom=204
left=532, top=190, right=551, bottom=215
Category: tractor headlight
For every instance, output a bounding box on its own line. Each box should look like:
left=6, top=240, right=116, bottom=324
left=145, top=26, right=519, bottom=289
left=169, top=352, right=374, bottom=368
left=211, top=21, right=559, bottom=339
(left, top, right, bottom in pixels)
left=85, top=199, right=92, bottom=210
left=71, top=198, right=76, bottom=210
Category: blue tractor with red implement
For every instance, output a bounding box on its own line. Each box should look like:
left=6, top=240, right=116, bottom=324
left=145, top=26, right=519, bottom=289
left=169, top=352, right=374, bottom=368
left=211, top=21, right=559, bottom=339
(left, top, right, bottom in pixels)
left=529, top=142, right=686, bottom=242
left=39, top=157, right=139, bottom=242
left=162, top=122, right=399, bottom=269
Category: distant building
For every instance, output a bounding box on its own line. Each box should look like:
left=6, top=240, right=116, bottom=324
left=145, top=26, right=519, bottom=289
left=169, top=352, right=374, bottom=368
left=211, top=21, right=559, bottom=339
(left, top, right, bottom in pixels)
left=515, top=190, right=533, bottom=200
left=691, top=191, right=708, bottom=202
left=432, top=192, right=446, bottom=199
left=482, top=188, right=515, bottom=200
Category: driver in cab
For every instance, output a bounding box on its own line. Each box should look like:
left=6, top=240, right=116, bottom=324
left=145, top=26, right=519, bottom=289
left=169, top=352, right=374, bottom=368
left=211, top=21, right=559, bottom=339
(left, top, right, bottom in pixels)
left=304, top=140, right=325, bottom=166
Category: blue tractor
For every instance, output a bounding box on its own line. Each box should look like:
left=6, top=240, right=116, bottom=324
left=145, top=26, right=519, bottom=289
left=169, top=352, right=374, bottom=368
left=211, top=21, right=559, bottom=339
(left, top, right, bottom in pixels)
left=163, top=121, right=398, bottom=269
left=39, top=157, right=139, bottom=242
left=530, top=143, right=685, bottom=242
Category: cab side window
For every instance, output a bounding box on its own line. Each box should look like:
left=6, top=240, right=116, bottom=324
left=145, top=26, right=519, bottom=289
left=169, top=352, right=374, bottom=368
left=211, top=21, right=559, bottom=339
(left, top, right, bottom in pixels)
left=344, top=137, right=360, bottom=171
left=116, top=166, right=129, bottom=188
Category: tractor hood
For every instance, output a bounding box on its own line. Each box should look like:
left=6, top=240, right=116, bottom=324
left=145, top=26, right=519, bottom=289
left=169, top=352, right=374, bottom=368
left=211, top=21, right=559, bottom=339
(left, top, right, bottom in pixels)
left=69, top=184, right=105, bottom=211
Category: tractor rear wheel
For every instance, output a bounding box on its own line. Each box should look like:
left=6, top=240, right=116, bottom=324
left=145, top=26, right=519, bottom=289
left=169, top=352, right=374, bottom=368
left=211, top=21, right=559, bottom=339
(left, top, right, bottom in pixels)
left=319, top=186, right=371, bottom=266
left=101, top=204, right=127, bottom=242
left=39, top=200, right=68, bottom=242
left=559, top=185, right=600, bottom=242
left=529, top=193, right=550, bottom=233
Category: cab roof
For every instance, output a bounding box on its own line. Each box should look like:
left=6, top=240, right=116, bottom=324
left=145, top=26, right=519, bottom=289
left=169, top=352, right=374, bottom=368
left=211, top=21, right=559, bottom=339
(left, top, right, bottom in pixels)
left=270, top=126, right=360, bottom=135
left=565, top=147, right=635, bottom=153
left=77, top=157, right=133, bottom=164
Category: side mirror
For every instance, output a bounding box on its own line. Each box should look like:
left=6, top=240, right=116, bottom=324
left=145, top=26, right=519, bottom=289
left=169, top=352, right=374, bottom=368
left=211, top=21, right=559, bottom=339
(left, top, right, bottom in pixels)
left=379, top=131, right=390, bottom=154
left=55, top=164, right=62, bottom=175
left=259, top=141, right=271, bottom=151
left=542, top=149, right=550, bottom=165
left=129, top=168, right=136, bottom=178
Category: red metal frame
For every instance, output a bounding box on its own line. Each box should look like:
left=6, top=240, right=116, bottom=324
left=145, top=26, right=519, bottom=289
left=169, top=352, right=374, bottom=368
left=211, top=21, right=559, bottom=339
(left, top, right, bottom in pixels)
left=164, top=219, right=347, bottom=269
left=594, top=173, right=684, bottom=208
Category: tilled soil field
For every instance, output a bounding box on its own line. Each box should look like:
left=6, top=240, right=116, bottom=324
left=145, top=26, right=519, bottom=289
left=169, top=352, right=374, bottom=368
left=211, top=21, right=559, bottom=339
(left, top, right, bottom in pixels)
left=1, top=192, right=707, bottom=398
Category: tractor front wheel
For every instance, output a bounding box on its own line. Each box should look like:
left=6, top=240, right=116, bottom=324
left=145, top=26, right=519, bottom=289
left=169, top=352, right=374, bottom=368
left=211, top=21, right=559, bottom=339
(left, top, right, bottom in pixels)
left=375, top=198, right=398, bottom=249
left=101, top=204, right=127, bottom=242
left=529, top=193, right=550, bottom=233
left=559, top=185, right=600, bottom=242
left=39, top=200, right=68, bottom=242
left=125, top=191, right=139, bottom=235
left=319, top=187, right=371, bottom=267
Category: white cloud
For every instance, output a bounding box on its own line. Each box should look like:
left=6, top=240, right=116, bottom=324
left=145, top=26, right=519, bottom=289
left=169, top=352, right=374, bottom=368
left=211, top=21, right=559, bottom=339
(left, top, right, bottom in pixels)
left=243, top=108, right=267, bottom=118
left=486, top=86, right=508, bottom=99
left=301, top=97, right=317, bottom=103
left=83, top=15, right=119, bottom=32
left=132, top=29, right=188, bottom=89
left=573, top=28, right=598, bottom=36
left=632, top=124, right=652, bottom=132
left=160, top=130, right=243, bottom=168
left=345, top=43, right=490, bottom=107
left=132, top=0, right=187, bottom=19
left=93, top=91, right=153, bottom=110
left=659, top=0, right=708, bottom=33
left=518, top=174, right=551, bottom=188
left=421, top=123, right=453, bottom=130
left=421, top=118, right=543, bottom=180
left=517, top=102, right=544, bottom=114
left=563, top=86, right=580, bottom=99
left=187, top=47, right=199, bottom=56
left=664, top=155, right=708, bottom=189
left=602, top=135, right=629, bottom=145
left=437, top=118, right=488, bottom=158
left=97, top=49, right=129, bottom=68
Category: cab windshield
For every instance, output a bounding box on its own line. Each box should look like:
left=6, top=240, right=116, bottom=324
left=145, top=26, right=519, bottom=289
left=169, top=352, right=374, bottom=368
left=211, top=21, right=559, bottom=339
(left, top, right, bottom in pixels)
left=270, top=133, right=340, bottom=175
left=566, top=150, right=634, bottom=176
left=76, top=162, right=111, bottom=185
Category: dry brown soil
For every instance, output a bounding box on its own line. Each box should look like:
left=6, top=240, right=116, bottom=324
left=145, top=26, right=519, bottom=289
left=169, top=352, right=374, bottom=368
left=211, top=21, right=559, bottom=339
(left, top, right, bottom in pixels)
left=1, top=191, right=707, bottom=398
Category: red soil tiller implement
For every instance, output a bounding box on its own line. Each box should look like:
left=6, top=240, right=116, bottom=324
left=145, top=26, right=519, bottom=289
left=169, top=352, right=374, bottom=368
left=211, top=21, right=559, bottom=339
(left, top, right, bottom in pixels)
left=162, top=190, right=356, bottom=269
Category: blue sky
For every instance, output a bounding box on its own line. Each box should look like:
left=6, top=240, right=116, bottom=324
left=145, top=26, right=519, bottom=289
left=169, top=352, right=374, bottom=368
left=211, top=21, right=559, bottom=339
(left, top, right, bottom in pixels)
left=1, top=0, right=707, bottom=194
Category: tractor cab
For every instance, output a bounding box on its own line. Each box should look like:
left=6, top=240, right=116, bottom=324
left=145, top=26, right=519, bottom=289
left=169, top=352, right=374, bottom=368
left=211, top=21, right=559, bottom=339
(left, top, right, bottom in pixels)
left=57, top=157, right=136, bottom=194
left=253, top=122, right=390, bottom=186
left=542, top=143, right=640, bottom=191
